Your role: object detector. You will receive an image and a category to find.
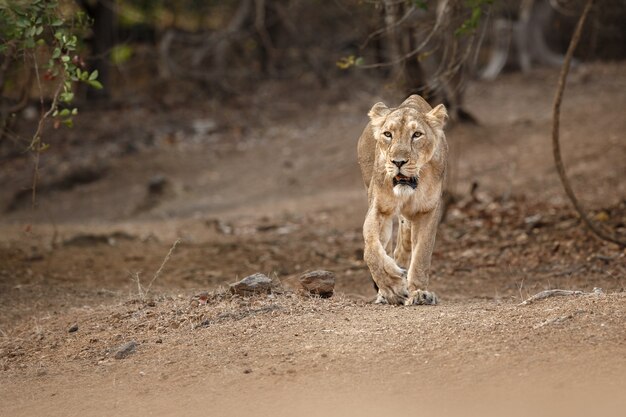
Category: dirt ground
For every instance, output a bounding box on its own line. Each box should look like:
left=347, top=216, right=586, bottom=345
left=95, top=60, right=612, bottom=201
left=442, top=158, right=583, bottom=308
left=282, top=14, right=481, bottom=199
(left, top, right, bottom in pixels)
left=0, top=62, right=625, bottom=417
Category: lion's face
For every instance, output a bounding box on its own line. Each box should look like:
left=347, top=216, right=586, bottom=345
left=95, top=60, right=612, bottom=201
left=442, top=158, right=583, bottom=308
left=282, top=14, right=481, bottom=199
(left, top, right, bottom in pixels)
left=368, top=102, right=447, bottom=196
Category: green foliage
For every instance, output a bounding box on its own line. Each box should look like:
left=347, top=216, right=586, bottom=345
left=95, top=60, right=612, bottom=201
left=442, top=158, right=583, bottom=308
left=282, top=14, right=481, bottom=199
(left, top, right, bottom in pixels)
left=455, top=0, right=494, bottom=36
left=0, top=0, right=101, bottom=140
left=336, top=55, right=364, bottom=70
left=412, top=0, right=428, bottom=11
left=111, top=44, right=133, bottom=65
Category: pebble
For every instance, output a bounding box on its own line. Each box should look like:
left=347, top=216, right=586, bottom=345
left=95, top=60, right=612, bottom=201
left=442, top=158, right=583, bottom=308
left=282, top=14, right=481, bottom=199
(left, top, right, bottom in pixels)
left=299, top=270, right=335, bottom=298
left=114, top=340, right=137, bottom=359
left=68, top=324, right=79, bottom=333
left=229, top=273, right=272, bottom=296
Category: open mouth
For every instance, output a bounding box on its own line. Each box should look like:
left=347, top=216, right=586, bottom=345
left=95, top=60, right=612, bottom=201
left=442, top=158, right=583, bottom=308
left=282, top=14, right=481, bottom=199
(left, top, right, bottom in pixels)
left=393, top=174, right=418, bottom=189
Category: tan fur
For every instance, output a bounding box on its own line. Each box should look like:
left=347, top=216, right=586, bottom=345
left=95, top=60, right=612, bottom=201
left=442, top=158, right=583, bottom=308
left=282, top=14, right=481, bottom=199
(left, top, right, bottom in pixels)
left=357, top=95, right=448, bottom=305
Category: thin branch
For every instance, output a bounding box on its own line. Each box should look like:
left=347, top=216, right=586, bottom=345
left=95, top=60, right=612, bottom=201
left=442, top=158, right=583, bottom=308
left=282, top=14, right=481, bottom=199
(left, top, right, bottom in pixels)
left=144, top=239, right=181, bottom=297
left=551, top=0, right=625, bottom=247
left=518, top=288, right=603, bottom=306
left=359, top=5, right=417, bottom=50
left=28, top=56, right=64, bottom=208
left=359, top=0, right=449, bottom=70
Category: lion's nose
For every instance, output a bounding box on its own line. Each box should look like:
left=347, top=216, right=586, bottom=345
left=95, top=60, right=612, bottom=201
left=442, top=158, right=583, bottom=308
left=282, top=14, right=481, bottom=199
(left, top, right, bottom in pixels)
left=392, top=159, right=407, bottom=168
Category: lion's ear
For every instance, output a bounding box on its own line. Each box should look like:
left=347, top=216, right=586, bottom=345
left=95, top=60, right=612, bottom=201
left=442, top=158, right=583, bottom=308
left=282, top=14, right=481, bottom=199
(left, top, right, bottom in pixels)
left=368, top=102, right=390, bottom=126
left=426, top=104, right=448, bottom=130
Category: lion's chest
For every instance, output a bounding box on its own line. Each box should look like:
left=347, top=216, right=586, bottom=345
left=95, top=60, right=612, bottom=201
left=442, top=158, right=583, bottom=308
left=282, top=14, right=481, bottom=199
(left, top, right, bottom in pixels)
left=381, top=176, right=441, bottom=218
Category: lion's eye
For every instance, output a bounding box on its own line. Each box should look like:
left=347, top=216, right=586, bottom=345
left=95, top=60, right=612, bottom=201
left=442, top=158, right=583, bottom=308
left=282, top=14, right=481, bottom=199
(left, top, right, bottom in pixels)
left=412, top=132, right=423, bottom=139
left=383, top=131, right=392, bottom=138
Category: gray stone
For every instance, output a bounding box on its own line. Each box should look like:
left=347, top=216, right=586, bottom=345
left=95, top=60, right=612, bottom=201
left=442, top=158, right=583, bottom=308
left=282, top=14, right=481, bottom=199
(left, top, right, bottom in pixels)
left=299, top=270, right=335, bottom=298
left=229, top=273, right=272, bottom=296
left=114, top=340, right=137, bottom=359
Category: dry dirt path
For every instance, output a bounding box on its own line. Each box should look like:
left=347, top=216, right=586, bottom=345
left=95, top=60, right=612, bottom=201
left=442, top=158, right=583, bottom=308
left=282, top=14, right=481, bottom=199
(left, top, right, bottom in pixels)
left=2, top=293, right=625, bottom=417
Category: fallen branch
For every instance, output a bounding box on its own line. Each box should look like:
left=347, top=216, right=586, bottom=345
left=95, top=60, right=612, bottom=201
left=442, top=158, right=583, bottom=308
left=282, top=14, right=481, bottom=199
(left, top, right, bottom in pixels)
left=519, top=287, right=603, bottom=306
left=551, top=0, right=626, bottom=247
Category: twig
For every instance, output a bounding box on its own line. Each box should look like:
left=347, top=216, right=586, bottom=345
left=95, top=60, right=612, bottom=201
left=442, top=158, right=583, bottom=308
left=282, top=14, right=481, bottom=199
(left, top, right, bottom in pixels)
left=129, top=271, right=144, bottom=299
left=359, top=0, right=449, bottom=70
left=359, top=5, right=417, bottom=50
left=144, top=239, right=181, bottom=297
left=518, top=288, right=603, bottom=306
left=551, top=0, right=625, bottom=247
left=28, top=56, right=64, bottom=208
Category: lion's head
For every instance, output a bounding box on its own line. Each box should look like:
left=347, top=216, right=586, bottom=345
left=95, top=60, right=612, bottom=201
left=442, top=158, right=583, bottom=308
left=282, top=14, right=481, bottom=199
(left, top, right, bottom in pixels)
left=368, top=100, right=448, bottom=196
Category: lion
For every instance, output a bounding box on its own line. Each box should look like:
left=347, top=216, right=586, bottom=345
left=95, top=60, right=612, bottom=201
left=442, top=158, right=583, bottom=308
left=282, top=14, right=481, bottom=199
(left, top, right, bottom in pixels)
left=357, top=94, right=448, bottom=305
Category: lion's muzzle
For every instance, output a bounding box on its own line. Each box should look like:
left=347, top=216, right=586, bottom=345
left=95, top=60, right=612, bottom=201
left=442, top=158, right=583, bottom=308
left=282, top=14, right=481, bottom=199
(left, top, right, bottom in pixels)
left=393, top=173, right=418, bottom=189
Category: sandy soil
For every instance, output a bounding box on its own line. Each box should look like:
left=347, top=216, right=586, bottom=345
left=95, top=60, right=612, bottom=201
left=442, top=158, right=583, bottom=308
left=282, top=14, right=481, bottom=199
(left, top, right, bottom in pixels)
left=0, top=62, right=625, bottom=416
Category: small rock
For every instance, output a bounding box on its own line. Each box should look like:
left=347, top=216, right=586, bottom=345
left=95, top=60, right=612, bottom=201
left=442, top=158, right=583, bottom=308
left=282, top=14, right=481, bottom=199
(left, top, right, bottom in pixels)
left=191, top=291, right=209, bottom=306
left=68, top=324, right=79, bottom=333
left=229, top=273, right=272, bottom=296
left=114, top=341, right=137, bottom=359
left=148, top=175, right=169, bottom=195
left=243, top=368, right=252, bottom=374
left=206, top=219, right=233, bottom=235
left=299, top=270, right=335, bottom=298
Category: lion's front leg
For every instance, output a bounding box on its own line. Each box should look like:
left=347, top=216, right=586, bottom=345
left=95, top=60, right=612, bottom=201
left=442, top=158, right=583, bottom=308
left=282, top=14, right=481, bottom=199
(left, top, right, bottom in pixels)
left=363, top=205, right=408, bottom=305
left=393, top=215, right=412, bottom=269
left=405, top=205, right=441, bottom=306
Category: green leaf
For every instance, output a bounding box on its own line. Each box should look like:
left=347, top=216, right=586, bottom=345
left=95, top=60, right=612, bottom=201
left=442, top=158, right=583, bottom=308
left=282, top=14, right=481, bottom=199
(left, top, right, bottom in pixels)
left=71, top=108, right=78, bottom=115
left=60, top=91, right=74, bottom=102
left=89, top=70, right=98, bottom=81
left=61, top=55, right=70, bottom=62
left=16, top=18, right=29, bottom=28
left=110, top=44, right=133, bottom=65
left=87, top=80, right=103, bottom=90
left=59, top=108, right=71, bottom=116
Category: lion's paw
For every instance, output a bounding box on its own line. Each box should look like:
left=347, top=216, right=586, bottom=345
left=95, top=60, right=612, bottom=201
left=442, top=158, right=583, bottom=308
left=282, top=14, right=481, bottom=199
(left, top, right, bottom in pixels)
left=405, top=290, right=439, bottom=306
left=374, top=292, right=388, bottom=304
left=374, top=285, right=408, bottom=305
